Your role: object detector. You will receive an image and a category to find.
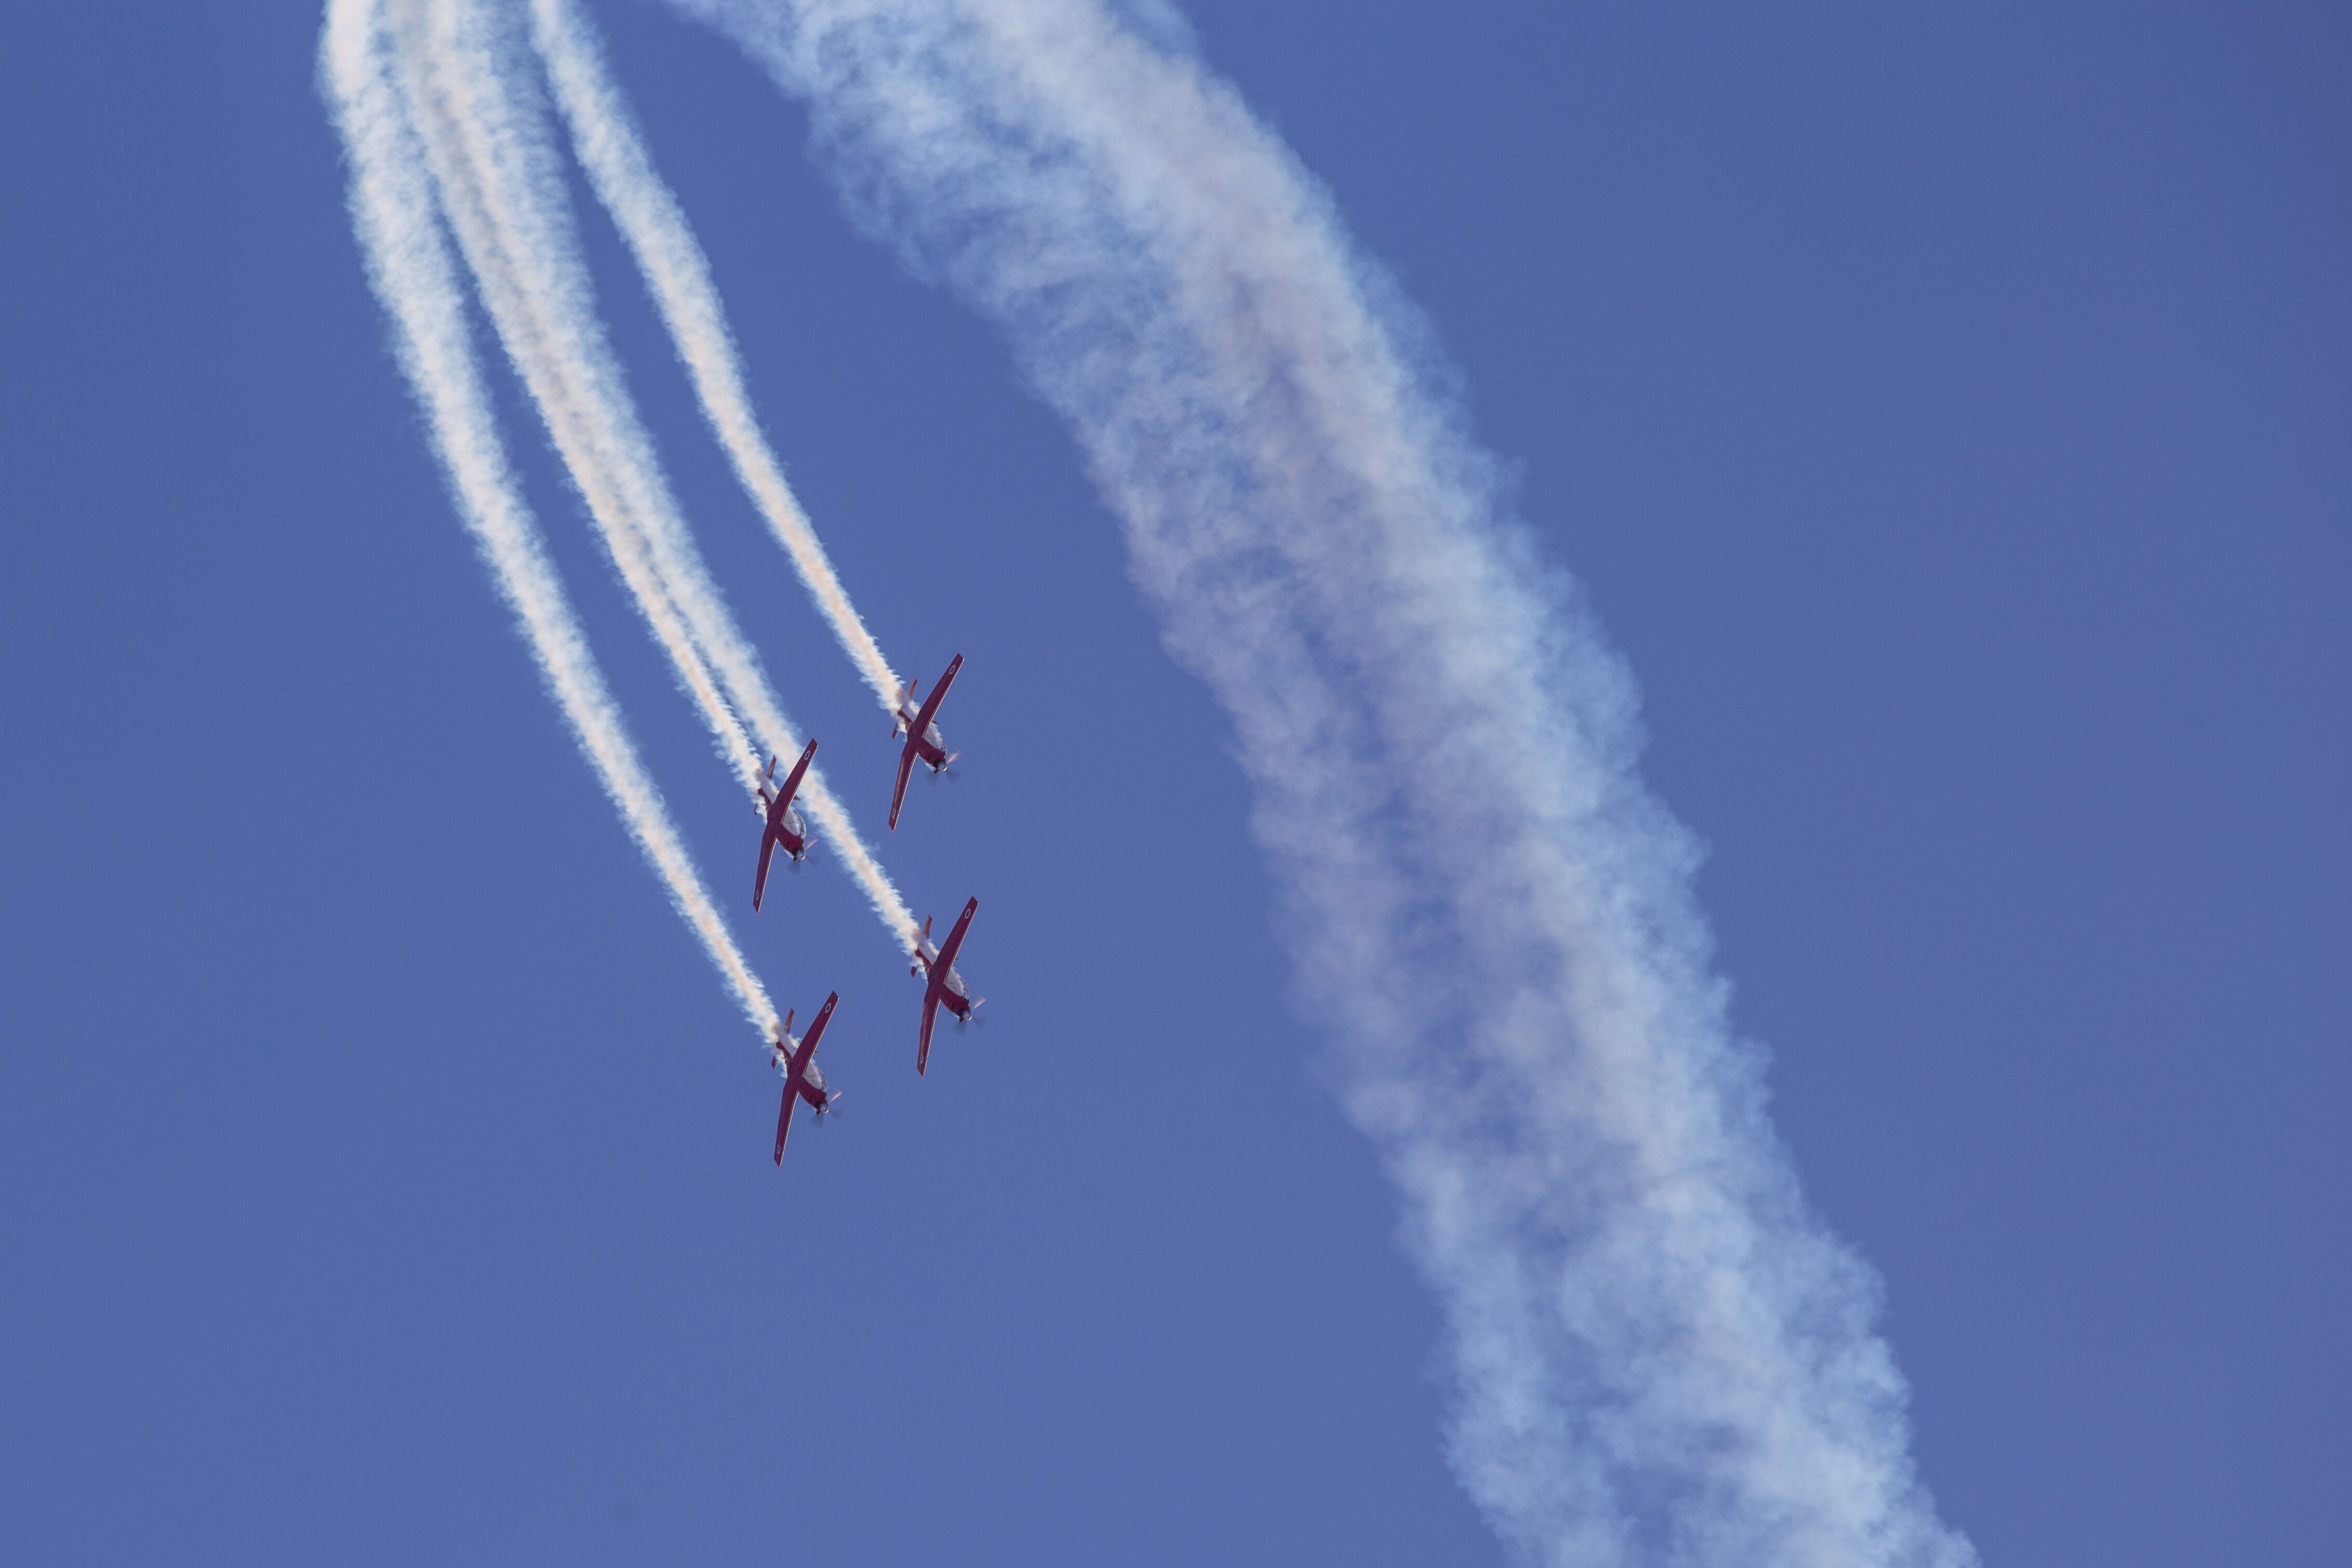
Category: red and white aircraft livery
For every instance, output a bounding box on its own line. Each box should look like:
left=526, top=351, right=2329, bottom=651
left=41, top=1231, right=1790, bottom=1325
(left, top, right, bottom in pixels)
left=888, top=653, right=963, bottom=831
left=770, top=991, right=840, bottom=1164
left=911, top=897, right=981, bottom=1076
left=752, top=738, right=817, bottom=912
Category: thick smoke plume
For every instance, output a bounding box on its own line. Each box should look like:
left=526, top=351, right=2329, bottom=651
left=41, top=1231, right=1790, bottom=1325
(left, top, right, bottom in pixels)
left=665, top=2, right=1977, bottom=1562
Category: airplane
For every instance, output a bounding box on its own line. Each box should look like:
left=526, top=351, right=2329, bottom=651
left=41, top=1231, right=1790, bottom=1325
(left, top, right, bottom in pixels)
left=888, top=653, right=963, bottom=831
left=752, top=737, right=817, bottom=912
left=910, top=896, right=981, bottom=1077
left=770, top=991, right=840, bottom=1164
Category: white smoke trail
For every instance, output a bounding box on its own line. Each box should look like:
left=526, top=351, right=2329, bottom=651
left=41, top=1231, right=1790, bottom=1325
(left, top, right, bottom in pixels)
left=528, top=0, right=908, bottom=715
left=390, top=0, right=922, bottom=950
left=390, top=0, right=765, bottom=797
left=320, top=0, right=780, bottom=1042
left=664, top=2, right=1977, bottom=1563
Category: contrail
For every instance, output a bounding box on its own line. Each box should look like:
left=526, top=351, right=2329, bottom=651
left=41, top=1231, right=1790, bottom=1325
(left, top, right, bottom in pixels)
left=666, top=1, right=1978, bottom=1562
left=529, top=0, right=908, bottom=716
left=319, top=0, right=780, bottom=1043
left=389, top=0, right=923, bottom=951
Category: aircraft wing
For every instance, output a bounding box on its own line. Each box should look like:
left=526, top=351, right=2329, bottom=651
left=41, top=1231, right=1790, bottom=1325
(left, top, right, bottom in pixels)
left=916, top=989, right=940, bottom=1077
left=753, top=827, right=779, bottom=912
left=778, top=736, right=817, bottom=805
left=772, top=1079, right=798, bottom=1164
left=912, top=653, right=962, bottom=735
left=887, top=741, right=918, bottom=832
left=934, top=896, right=979, bottom=974
left=801, top=992, right=838, bottom=1053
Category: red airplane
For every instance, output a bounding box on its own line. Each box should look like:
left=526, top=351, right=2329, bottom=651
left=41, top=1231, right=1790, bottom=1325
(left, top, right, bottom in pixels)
left=752, top=738, right=817, bottom=912
left=888, top=654, right=963, bottom=831
left=911, top=897, right=981, bottom=1076
left=770, top=991, right=840, bottom=1163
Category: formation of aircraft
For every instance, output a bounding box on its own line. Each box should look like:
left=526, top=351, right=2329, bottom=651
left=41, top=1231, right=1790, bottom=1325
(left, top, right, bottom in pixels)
left=746, top=654, right=981, bottom=1165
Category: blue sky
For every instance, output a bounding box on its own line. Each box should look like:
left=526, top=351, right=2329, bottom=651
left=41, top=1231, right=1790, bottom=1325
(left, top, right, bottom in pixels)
left=2, top=3, right=2345, bottom=1564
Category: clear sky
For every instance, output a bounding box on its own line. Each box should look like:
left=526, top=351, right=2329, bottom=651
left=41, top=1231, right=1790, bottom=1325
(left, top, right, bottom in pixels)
left=2, top=3, right=2345, bottom=1565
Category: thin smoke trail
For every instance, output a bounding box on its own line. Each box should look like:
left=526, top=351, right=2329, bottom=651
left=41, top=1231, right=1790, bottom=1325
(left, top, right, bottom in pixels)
left=530, top=0, right=908, bottom=715
left=393, top=0, right=923, bottom=950
left=319, top=0, right=780, bottom=1043
left=664, top=1, right=1976, bottom=1563
left=390, top=0, right=765, bottom=800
